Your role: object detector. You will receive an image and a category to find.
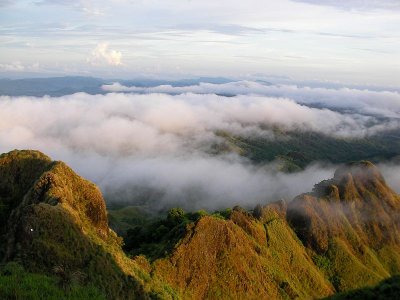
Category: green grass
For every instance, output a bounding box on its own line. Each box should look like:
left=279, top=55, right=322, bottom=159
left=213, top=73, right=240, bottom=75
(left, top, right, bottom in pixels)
left=0, top=262, right=105, bottom=300
left=108, top=205, right=157, bottom=235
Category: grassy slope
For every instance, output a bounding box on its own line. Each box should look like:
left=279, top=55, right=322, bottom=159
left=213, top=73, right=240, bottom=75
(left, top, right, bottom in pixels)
left=128, top=163, right=400, bottom=299
left=0, top=262, right=105, bottom=300
left=287, top=162, right=400, bottom=291
left=0, top=150, right=176, bottom=300
left=149, top=207, right=333, bottom=299
left=2, top=150, right=400, bottom=299
left=217, top=129, right=400, bottom=169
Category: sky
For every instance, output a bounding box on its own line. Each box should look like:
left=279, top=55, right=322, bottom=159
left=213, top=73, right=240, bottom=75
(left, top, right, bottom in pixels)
left=0, top=0, right=400, bottom=85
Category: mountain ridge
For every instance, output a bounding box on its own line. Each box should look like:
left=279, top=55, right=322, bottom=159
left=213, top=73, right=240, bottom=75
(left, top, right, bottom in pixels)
left=1, top=149, right=399, bottom=299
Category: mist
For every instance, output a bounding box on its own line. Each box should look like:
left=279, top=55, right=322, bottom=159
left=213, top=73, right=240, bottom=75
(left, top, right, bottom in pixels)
left=0, top=87, right=399, bottom=210
left=94, top=156, right=336, bottom=210
left=377, top=163, right=400, bottom=194
left=103, top=81, right=400, bottom=119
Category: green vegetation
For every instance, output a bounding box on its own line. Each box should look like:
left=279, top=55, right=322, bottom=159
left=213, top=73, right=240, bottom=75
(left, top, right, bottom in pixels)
left=108, top=205, right=155, bottom=235
left=0, top=150, right=176, bottom=299
left=2, top=150, right=400, bottom=299
left=123, top=208, right=219, bottom=260
left=0, top=262, right=105, bottom=300
left=217, top=129, right=400, bottom=170
left=325, top=275, right=400, bottom=300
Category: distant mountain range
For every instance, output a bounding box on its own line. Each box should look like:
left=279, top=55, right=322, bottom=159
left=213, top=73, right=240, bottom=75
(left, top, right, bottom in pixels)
left=0, top=76, right=233, bottom=97
left=1, top=150, right=399, bottom=299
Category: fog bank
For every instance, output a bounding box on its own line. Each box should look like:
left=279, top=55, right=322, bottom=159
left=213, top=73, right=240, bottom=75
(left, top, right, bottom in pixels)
left=0, top=88, right=399, bottom=210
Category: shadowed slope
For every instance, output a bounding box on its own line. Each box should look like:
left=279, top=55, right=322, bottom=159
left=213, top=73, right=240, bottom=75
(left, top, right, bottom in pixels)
left=0, top=150, right=176, bottom=299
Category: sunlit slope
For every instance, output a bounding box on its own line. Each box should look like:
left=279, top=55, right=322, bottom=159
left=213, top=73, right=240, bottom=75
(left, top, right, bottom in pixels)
left=152, top=205, right=333, bottom=299
left=287, top=161, right=400, bottom=291
left=148, top=162, right=400, bottom=298
left=1, top=150, right=400, bottom=299
left=0, top=150, right=175, bottom=299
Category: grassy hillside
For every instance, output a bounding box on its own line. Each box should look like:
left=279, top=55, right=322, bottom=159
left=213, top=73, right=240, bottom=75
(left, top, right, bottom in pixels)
left=0, top=150, right=176, bottom=299
left=124, top=162, right=400, bottom=298
left=216, top=129, right=400, bottom=170
left=151, top=207, right=333, bottom=299
left=0, top=262, right=105, bottom=300
left=1, top=150, right=400, bottom=299
left=287, top=161, right=400, bottom=291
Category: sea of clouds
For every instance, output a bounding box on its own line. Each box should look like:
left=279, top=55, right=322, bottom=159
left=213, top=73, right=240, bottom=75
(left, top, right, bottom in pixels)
left=1, top=81, right=399, bottom=210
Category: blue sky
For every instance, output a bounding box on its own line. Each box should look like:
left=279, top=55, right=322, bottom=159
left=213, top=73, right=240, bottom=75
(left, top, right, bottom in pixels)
left=0, top=0, right=399, bottom=85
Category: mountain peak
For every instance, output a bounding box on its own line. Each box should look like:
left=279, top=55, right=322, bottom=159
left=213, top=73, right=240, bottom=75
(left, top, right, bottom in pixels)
left=288, top=160, right=400, bottom=259
left=333, top=160, right=384, bottom=183
left=0, top=150, right=162, bottom=299
left=312, top=161, right=390, bottom=201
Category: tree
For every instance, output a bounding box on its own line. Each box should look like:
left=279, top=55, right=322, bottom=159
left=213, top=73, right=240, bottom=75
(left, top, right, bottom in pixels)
left=167, top=208, right=185, bottom=226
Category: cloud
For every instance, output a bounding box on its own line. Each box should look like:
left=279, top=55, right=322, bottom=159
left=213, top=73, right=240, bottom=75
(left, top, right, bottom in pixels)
left=35, top=0, right=105, bottom=15
left=0, top=0, right=14, bottom=7
left=98, top=156, right=336, bottom=210
left=0, top=61, right=40, bottom=72
left=292, top=0, right=400, bottom=11
left=102, top=81, right=400, bottom=120
left=377, top=162, right=400, bottom=194
left=0, top=88, right=399, bottom=210
left=88, top=43, right=122, bottom=66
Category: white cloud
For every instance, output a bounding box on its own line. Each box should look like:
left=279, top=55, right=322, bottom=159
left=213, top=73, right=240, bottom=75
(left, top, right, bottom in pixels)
left=2, top=0, right=400, bottom=84
left=0, top=61, right=40, bottom=72
left=88, top=43, right=122, bottom=66
left=0, top=89, right=399, bottom=209
left=292, top=0, right=400, bottom=11
left=0, top=0, right=13, bottom=7
left=102, top=81, right=400, bottom=119
left=99, top=156, right=335, bottom=210
left=378, top=163, right=400, bottom=194
left=0, top=61, right=25, bottom=72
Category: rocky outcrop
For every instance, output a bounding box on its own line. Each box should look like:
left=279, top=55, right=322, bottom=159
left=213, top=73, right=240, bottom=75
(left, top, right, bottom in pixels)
left=287, top=161, right=400, bottom=291
left=0, top=150, right=174, bottom=299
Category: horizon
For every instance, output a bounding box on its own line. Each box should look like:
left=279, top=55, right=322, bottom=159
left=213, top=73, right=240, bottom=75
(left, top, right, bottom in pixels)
left=1, top=0, right=400, bottom=86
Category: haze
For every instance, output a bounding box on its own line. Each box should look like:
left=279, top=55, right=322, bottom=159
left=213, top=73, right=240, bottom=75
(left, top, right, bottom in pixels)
left=1, top=0, right=400, bottom=85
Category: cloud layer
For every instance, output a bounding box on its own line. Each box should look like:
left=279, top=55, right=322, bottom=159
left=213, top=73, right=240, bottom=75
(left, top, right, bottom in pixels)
left=0, top=85, right=399, bottom=210
left=103, top=80, right=400, bottom=119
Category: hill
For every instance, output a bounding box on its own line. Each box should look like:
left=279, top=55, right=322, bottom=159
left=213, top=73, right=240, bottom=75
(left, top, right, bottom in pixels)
left=216, top=129, right=400, bottom=170
left=287, top=161, right=400, bottom=290
left=0, top=150, right=175, bottom=299
left=1, top=150, right=399, bottom=299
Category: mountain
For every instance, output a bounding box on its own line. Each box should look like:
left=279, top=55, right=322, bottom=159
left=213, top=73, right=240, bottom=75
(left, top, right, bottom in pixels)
left=1, top=150, right=399, bottom=299
left=146, top=162, right=400, bottom=298
left=287, top=161, right=400, bottom=291
left=0, top=77, right=106, bottom=97
left=0, top=150, right=175, bottom=299
left=216, top=129, right=400, bottom=170
left=0, top=76, right=234, bottom=97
